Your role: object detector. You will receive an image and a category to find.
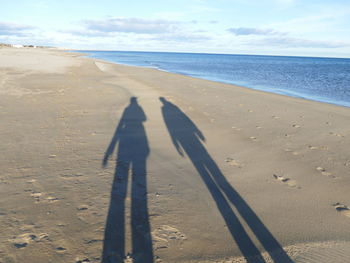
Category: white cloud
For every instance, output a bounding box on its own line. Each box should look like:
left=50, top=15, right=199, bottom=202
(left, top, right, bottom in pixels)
left=149, top=32, right=211, bottom=42
left=81, top=17, right=179, bottom=35
left=63, top=17, right=210, bottom=45
left=1, top=10, right=349, bottom=58
left=0, top=21, right=35, bottom=36
left=251, top=37, right=349, bottom=49
left=227, top=27, right=285, bottom=36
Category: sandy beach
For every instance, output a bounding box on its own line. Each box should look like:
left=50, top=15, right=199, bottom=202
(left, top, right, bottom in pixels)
left=1, top=47, right=350, bottom=263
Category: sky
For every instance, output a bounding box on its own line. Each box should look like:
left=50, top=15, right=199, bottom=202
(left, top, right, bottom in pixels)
left=1, top=0, right=350, bottom=57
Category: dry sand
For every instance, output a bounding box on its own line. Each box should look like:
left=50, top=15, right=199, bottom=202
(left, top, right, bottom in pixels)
left=0, top=47, right=350, bottom=263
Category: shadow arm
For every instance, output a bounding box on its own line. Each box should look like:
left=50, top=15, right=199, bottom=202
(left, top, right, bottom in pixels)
left=102, top=121, right=123, bottom=167
left=173, top=138, right=184, bottom=157
left=196, top=129, right=206, bottom=142
left=189, top=117, right=205, bottom=142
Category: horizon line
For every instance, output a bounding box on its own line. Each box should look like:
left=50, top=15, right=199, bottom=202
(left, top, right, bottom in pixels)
left=72, top=48, right=350, bottom=60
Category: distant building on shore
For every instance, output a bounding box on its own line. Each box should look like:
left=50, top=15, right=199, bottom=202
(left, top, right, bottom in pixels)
left=0, top=43, right=12, bottom=47
left=0, top=43, right=52, bottom=49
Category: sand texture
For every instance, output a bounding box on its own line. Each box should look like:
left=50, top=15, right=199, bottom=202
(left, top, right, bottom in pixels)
left=1, top=47, right=350, bottom=263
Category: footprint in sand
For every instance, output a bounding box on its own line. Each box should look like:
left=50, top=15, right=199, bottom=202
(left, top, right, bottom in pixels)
left=26, top=179, right=36, bottom=184
left=30, top=191, right=60, bottom=203
left=60, top=173, right=84, bottom=180
left=9, top=234, right=36, bottom=249
left=308, top=145, right=318, bottom=150
left=231, top=126, right=242, bottom=131
left=329, top=132, right=345, bottom=138
left=273, top=174, right=299, bottom=188
left=285, top=149, right=300, bottom=156
left=225, top=158, right=242, bottom=168
left=9, top=233, right=50, bottom=248
left=75, top=257, right=92, bottom=263
left=77, top=205, right=89, bottom=211
left=333, top=203, right=350, bottom=218
left=76, top=204, right=101, bottom=223
left=30, top=192, right=42, bottom=200
left=45, top=196, right=60, bottom=203
left=152, top=225, right=186, bottom=250
left=55, top=246, right=67, bottom=253
left=316, top=167, right=336, bottom=178
left=316, top=167, right=326, bottom=172
left=50, top=240, right=68, bottom=253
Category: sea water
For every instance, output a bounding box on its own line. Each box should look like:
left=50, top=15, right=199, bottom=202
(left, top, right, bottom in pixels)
left=78, top=50, right=350, bottom=108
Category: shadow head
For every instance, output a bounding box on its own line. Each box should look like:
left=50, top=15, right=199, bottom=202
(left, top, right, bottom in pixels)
left=130, top=97, right=138, bottom=104
left=159, top=97, right=167, bottom=104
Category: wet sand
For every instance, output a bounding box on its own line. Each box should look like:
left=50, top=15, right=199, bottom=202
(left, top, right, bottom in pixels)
left=1, top=47, right=350, bottom=263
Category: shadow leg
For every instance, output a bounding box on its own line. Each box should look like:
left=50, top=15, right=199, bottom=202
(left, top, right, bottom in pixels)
left=193, top=161, right=265, bottom=263
left=204, top=157, right=292, bottom=262
left=131, top=158, right=154, bottom=263
left=102, top=159, right=130, bottom=263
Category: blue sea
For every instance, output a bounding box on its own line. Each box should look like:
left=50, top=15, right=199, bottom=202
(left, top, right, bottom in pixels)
left=78, top=50, right=350, bottom=108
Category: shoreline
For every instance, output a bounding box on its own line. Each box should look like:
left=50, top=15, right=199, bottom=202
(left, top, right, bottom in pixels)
left=1, top=47, right=350, bottom=262
left=72, top=48, right=350, bottom=60
left=74, top=49, right=350, bottom=109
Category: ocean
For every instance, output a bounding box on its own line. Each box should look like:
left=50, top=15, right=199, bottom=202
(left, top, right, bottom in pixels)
left=77, top=50, right=350, bottom=108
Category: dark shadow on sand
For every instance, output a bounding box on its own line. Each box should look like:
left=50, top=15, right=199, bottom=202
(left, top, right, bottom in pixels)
left=102, top=97, right=153, bottom=263
left=160, top=97, right=292, bottom=263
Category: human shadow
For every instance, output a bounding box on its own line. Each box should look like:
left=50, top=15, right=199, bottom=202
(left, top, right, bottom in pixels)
left=102, top=97, right=153, bottom=263
left=160, top=97, right=292, bottom=263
